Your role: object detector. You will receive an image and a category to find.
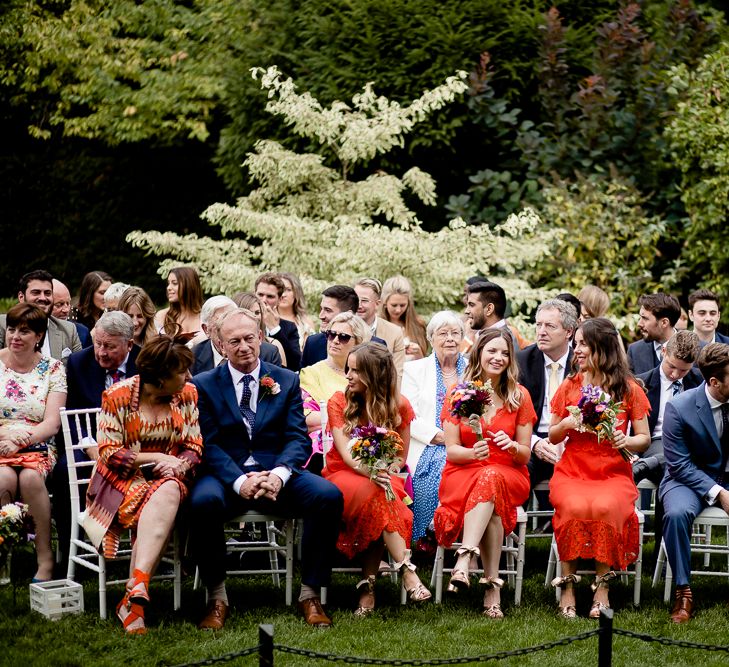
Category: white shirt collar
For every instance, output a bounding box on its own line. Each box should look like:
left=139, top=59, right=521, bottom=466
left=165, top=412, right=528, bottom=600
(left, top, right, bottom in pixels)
left=228, top=360, right=261, bottom=386
left=705, top=384, right=724, bottom=411
left=543, top=348, right=570, bottom=369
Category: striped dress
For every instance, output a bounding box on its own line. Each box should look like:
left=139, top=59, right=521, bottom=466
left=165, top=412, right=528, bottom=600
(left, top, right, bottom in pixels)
left=83, top=376, right=203, bottom=558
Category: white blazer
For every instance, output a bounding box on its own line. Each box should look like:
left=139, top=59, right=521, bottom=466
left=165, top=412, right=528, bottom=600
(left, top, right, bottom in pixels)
left=401, top=354, right=442, bottom=472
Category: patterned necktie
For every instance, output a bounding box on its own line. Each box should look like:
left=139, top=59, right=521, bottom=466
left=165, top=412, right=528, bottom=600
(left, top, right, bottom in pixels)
left=548, top=362, right=561, bottom=403
left=110, top=369, right=123, bottom=384
left=239, top=374, right=256, bottom=432
left=671, top=381, right=682, bottom=397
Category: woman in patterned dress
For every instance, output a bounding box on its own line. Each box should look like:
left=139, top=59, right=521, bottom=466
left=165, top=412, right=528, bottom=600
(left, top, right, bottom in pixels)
left=84, top=336, right=203, bottom=634
left=435, top=329, right=536, bottom=618
left=0, top=304, right=66, bottom=582
left=324, top=343, right=432, bottom=616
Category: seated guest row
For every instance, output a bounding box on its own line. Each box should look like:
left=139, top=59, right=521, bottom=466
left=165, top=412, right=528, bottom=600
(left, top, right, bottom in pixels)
left=1, top=268, right=728, bottom=633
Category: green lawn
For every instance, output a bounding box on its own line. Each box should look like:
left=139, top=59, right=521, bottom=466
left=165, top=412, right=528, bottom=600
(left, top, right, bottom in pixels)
left=3, top=540, right=728, bottom=666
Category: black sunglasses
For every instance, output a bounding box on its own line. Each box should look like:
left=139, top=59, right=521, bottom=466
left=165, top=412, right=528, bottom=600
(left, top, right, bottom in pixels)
left=324, top=330, right=353, bottom=344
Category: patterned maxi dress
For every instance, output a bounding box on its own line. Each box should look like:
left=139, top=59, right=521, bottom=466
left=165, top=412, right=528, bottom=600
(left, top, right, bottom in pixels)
left=84, top=376, right=203, bottom=558
left=434, top=385, right=536, bottom=547
left=548, top=375, right=650, bottom=569
left=323, top=391, right=415, bottom=559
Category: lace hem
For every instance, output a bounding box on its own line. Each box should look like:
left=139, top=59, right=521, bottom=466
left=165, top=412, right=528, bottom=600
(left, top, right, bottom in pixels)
left=554, top=517, right=640, bottom=569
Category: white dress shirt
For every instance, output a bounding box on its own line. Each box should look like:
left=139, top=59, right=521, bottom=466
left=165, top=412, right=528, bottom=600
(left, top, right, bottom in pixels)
left=228, top=361, right=291, bottom=493
left=705, top=385, right=729, bottom=505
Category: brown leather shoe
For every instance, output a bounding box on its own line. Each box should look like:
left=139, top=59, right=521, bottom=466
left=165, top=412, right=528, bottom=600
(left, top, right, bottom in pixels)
left=298, top=597, right=332, bottom=628
left=198, top=599, right=229, bottom=630
left=670, top=592, right=693, bottom=624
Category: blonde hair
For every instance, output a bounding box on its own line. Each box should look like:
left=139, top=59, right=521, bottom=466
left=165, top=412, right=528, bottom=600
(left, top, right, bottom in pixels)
left=578, top=285, right=610, bottom=319
left=465, top=329, right=522, bottom=412
left=327, top=312, right=371, bottom=345
left=343, top=343, right=401, bottom=434
left=380, top=275, right=428, bottom=355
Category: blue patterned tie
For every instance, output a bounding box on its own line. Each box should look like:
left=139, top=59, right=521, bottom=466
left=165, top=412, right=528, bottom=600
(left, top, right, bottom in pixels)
left=671, top=381, right=682, bottom=397
left=239, top=374, right=256, bottom=432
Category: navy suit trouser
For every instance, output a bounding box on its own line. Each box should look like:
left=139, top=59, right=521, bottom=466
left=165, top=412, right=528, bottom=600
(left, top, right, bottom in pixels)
left=662, top=484, right=707, bottom=587
left=189, top=470, right=343, bottom=590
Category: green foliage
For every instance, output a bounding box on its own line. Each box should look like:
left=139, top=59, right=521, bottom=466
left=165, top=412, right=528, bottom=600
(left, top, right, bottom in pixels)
left=665, top=41, right=729, bottom=298
left=530, top=175, right=667, bottom=319
left=128, top=68, right=553, bottom=315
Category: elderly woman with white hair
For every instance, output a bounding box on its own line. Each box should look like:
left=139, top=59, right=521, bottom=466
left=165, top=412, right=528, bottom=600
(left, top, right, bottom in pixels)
left=401, top=311, right=467, bottom=544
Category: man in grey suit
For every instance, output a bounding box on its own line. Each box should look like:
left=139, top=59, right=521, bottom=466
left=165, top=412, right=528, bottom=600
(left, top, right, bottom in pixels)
left=661, top=342, right=729, bottom=623
left=0, top=270, right=81, bottom=363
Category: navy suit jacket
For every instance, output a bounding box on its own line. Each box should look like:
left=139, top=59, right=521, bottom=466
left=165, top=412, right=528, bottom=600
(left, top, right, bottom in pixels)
left=65, top=344, right=140, bottom=440
left=301, top=332, right=387, bottom=369
left=191, top=338, right=282, bottom=376
left=74, top=322, right=92, bottom=348
left=660, top=384, right=727, bottom=502
left=192, top=361, right=311, bottom=487
left=627, top=339, right=660, bottom=375
left=714, top=332, right=729, bottom=344
left=637, top=365, right=703, bottom=436
left=271, top=319, right=301, bottom=371
left=517, top=343, right=573, bottom=435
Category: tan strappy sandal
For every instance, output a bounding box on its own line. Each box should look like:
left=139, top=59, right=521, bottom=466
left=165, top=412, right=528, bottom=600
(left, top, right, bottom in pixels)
left=447, top=545, right=480, bottom=593
left=551, top=573, right=581, bottom=619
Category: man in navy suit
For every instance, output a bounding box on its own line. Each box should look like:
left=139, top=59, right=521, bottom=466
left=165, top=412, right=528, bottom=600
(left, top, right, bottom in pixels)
left=190, top=308, right=343, bottom=630
left=52, top=311, right=138, bottom=569
left=254, top=273, right=302, bottom=371
left=660, top=342, right=729, bottom=623
left=688, top=288, right=729, bottom=348
left=627, top=293, right=681, bottom=375
left=634, top=331, right=703, bottom=485
left=517, top=298, right=576, bottom=525
left=300, top=285, right=360, bottom=368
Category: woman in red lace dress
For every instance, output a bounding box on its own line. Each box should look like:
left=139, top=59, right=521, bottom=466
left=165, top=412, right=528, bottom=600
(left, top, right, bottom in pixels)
left=435, top=329, right=536, bottom=618
left=324, top=342, right=431, bottom=616
left=548, top=317, right=650, bottom=619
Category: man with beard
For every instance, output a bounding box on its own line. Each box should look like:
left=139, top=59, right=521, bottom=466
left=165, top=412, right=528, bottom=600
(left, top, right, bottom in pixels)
left=0, top=270, right=81, bottom=364
left=627, top=293, right=681, bottom=375
left=463, top=280, right=519, bottom=351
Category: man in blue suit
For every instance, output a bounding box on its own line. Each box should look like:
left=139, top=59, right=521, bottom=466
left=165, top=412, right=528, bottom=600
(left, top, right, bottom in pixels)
left=660, top=342, right=729, bottom=623
left=627, top=293, right=681, bottom=375
left=190, top=308, right=343, bottom=630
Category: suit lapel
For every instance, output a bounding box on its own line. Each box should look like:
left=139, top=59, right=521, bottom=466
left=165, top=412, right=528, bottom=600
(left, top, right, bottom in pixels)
left=696, top=388, right=720, bottom=450
left=253, top=363, right=274, bottom=435
left=217, top=365, right=243, bottom=425
left=47, top=319, right=63, bottom=359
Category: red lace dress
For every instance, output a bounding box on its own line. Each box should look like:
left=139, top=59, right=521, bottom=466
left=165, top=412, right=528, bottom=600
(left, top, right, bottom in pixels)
left=323, top=391, right=415, bottom=559
left=434, top=385, right=536, bottom=547
left=549, top=375, right=650, bottom=569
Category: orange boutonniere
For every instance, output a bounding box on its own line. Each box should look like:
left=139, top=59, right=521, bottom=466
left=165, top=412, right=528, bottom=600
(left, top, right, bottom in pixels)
left=260, top=375, right=281, bottom=399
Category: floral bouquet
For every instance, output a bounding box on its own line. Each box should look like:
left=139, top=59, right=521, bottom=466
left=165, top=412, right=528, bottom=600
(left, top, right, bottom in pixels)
left=448, top=379, right=494, bottom=438
left=567, top=385, right=632, bottom=461
left=0, top=502, right=35, bottom=581
left=348, top=424, right=404, bottom=501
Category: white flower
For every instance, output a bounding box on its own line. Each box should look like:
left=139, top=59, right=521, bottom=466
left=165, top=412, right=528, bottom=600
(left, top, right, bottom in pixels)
left=0, top=503, right=22, bottom=522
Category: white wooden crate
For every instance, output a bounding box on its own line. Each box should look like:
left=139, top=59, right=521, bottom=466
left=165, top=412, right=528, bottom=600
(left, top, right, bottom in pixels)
left=29, top=579, right=84, bottom=620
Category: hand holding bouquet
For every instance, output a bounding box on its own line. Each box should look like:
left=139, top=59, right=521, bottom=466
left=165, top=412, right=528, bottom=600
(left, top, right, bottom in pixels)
left=349, top=424, right=404, bottom=501
left=448, top=379, right=494, bottom=438
left=567, top=385, right=633, bottom=461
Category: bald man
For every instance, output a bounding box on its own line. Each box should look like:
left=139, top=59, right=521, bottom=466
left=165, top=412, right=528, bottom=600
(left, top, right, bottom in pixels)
left=52, top=279, right=92, bottom=348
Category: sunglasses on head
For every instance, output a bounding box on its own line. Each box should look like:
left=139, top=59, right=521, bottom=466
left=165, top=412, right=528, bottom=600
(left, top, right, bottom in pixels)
left=324, top=330, right=353, bottom=343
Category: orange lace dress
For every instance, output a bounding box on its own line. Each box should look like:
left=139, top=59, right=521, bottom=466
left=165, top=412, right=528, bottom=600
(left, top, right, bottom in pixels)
left=323, top=391, right=415, bottom=559
left=549, top=375, right=650, bottom=569
left=434, top=385, right=536, bottom=547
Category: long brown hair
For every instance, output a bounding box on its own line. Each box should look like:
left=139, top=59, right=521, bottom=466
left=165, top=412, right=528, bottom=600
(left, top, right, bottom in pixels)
left=343, top=343, right=401, bottom=434
left=163, top=267, right=203, bottom=334
left=573, top=317, right=631, bottom=401
left=464, top=329, right=522, bottom=412
left=76, top=270, right=113, bottom=327
left=118, top=286, right=157, bottom=346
